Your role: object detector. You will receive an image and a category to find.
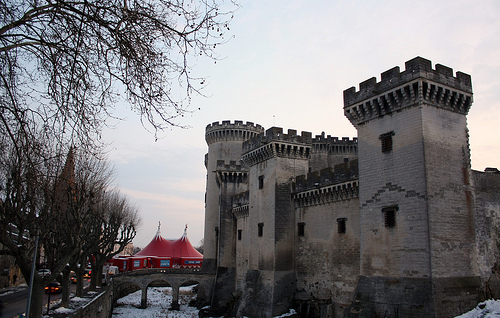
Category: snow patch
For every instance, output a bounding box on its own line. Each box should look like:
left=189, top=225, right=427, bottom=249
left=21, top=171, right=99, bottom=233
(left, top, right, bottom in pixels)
left=112, top=286, right=500, bottom=318
left=455, top=299, right=500, bottom=318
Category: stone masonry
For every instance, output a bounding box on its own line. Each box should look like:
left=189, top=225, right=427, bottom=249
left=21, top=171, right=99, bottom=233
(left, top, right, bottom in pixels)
left=200, top=57, right=500, bottom=318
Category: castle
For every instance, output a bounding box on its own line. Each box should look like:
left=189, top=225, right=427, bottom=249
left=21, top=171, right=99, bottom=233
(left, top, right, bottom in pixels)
left=200, top=57, right=500, bottom=317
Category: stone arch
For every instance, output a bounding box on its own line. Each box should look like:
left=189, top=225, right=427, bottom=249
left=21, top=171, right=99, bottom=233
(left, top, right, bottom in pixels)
left=111, top=271, right=215, bottom=311
left=113, top=280, right=141, bottom=306
left=138, top=278, right=172, bottom=309
left=178, top=279, right=202, bottom=309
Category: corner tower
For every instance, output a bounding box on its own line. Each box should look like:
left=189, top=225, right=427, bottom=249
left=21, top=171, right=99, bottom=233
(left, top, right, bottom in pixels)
left=239, top=127, right=312, bottom=317
left=344, top=57, right=477, bottom=317
left=203, top=121, right=264, bottom=273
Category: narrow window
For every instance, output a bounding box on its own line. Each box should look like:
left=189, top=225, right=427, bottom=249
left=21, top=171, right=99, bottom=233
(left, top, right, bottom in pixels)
left=238, top=229, right=242, bottom=241
left=215, top=227, right=219, bottom=236
left=298, top=222, right=305, bottom=237
left=379, top=131, right=395, bottom=153
left=258, top=223, right=264, bottom=237
left=258, top=175, right=264, bottom=189
left=383, top=206, right=398, bottom=228
left=337, top=218, right=346, bottom=234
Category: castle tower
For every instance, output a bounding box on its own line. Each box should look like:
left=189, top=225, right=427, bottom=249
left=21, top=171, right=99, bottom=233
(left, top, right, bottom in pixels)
left=309, top=133, right=358, bottom=172
left=239, top=127, right=311, bottom=317
left=203, top=121, right=263, bottom=273
left=343, top=57, right=477, bottom=317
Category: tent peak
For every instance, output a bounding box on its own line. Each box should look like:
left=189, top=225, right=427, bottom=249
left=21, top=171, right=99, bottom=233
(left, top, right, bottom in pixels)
left=155, top=221, right=161, bottom=237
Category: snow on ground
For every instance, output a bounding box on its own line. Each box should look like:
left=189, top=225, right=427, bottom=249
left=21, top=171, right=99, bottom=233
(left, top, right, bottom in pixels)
left=112, top=286, right=199, bottom=318
left=111, top=286, right=500, bottom=318
left=42, top=291, right=100, bottom=317
left=455, top=300, right=500, bottom=318
left=49, top=296, right=93, bottom=315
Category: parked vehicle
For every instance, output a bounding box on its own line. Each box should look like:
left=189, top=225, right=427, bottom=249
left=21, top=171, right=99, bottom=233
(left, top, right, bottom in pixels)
left=38, top=269, right=51, bottom=277
left=102, top=272, right=110, bottom=286
left=45, top=281, right=62, bottom=294
left=83, top=269, right=91, bottom=278
left=108, top=266, right=119, bottom=275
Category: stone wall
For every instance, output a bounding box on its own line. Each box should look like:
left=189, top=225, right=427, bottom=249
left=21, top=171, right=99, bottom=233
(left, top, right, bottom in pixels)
left=204, top=54, right=499, bottom=318
left=295, top=197, right=360, bottom=317
left=473, top=169, right=500, bottom=296
left=71, top=286, right=113, bottom=318
left=204, top=121, right=263, bottom=273
left=356, top=106, right=431, bottom=278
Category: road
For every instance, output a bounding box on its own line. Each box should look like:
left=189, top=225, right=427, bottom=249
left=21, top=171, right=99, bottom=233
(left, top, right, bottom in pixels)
left=0, top=280, right=89, bottom=318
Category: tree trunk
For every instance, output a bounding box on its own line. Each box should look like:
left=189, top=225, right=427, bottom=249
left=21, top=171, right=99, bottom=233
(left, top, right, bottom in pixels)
left=61, top=267, right=71, bottom=307
left=27, top=277, right=45, bottom=318
left=95, top=254, right=105, bottom=288
left=75, top=265, right=84, bottom=297
left=89, top=254, right=104, bottom=290
left=75, top=255, right=86, bottom=297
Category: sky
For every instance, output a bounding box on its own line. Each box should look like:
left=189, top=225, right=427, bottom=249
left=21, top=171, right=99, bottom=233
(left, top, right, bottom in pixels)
left=102, top=0, right=500, bottom=249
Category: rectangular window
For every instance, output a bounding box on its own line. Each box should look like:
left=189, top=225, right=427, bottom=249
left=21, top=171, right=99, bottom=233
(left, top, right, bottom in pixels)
left=379, top=131, right=395, bottom=153
left=160, top=260, right=170, bottom=267
left=298, top=222, right=305, bottom=237
left=238, top=229, right=242, bottom=241
left=383, top=206, right=398, bottom=228
left=258, top=223, right=264, bottom=237
left=258, top=175, right=264, bottom=189
left=337, top=218, right=346, bottom=234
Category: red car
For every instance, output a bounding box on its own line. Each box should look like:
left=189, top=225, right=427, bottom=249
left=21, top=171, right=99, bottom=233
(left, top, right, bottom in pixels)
left=45, top=282, right=62, bottom=294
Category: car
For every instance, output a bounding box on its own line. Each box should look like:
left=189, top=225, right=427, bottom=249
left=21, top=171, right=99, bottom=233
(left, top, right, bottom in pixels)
left=83, top=269, right=91, bottom=278
left=38, top=269, right=51, bottom=277
left=70, top=274, right=77, bottom=284
left=45, top=281, right=62, bottom=294
left=102, top=272, right=110, bottom=286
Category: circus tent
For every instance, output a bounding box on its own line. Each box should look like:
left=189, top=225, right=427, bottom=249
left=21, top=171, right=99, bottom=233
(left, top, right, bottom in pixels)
left=109, top=223, right=203, bottom=271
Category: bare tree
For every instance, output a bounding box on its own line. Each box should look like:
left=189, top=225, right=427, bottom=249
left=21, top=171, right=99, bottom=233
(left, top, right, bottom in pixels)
left=0, top=142, right=135, bottom=315
left=0, top=0, right=236, bottom=151
left=87, top=189, right=140, bottom=290
left=0, top=1, right=233, bottom=315
left=0, top=141, right=78, bottom=318
left=56, top=149, right=115, bottom=306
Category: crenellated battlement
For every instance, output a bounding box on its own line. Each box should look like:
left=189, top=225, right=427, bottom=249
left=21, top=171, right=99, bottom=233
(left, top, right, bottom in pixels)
left=215, top=160, right=248, bottom=184
left=232, top=191, right=249, bottom=219
left=292, top=161, right=359, bottom=207
left=205, top=120, right=264, bottom=145
left=343, top=57, right=473, bottom=126
left=312, top=132, right=358, bottom=154
left=242, top=127, right=313, bottom=153
left=241, top=127, right=312, bottom=166
left=293, top=160, right=359, bottom=192
left=216, top=160, right=247, bottom=172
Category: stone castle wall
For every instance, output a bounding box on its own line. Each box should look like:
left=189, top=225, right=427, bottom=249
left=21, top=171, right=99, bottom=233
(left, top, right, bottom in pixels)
left=356, top=106, right=430, bottom=278
left=204, top=57, right=500, bottom=318
left=473, top=170, right=500, bottom=290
